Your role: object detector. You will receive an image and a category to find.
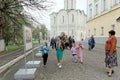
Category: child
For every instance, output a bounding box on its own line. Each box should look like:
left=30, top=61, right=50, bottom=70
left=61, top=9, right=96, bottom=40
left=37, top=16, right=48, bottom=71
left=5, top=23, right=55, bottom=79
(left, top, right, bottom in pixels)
left=71, top=43, right=77, bottom=62
left=40, top=42, right=49, bottom=68
left=88, top=38, right=92, bottom=51
left=76, top=43, right=84, bottom=64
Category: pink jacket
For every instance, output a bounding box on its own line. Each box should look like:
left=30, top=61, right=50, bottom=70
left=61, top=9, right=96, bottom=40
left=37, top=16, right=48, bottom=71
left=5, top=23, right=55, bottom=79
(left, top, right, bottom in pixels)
left=76, top=44, right=84, bottom=57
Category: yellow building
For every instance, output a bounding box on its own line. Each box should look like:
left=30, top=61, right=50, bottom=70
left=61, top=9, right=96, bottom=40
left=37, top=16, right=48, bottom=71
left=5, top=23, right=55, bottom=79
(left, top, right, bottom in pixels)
left=86, top=0, right=120, bottom=46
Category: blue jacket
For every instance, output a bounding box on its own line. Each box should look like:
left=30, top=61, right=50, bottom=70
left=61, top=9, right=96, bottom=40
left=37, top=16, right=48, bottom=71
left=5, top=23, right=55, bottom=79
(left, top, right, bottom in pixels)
left=40, top=46, right=49, bottom=56
left=88, top=39, right=92, bottom=46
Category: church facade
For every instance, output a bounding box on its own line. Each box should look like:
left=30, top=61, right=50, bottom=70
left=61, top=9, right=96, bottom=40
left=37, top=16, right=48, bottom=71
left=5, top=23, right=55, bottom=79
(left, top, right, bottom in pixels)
left=50, top=0, right=86, bottom=41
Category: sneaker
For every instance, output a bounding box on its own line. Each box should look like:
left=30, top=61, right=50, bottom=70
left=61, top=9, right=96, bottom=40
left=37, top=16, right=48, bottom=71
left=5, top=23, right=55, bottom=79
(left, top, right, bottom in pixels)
left=58, top=65, right=62, bottom=68
left=57, top=63, right=60, bottom=66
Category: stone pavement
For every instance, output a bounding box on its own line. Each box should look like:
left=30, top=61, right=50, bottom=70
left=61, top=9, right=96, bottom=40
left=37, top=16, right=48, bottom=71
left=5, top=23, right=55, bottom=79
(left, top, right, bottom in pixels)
left=1, top=43, right=120, bottom=80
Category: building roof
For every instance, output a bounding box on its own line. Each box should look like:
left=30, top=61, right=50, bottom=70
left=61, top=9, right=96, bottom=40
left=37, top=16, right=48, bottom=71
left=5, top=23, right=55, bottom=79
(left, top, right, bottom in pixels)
left=50, top=9, right=86, bottom=16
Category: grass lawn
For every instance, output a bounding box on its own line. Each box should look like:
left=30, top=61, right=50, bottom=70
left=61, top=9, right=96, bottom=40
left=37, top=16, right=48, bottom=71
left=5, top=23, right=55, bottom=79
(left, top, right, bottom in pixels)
left=32, top=40, right=39, bottom=46
left=0, top=45, right=24, bottom=55
left=7, top=45, right=24, bottom=52
left=0, top=41, right=39, bottom=55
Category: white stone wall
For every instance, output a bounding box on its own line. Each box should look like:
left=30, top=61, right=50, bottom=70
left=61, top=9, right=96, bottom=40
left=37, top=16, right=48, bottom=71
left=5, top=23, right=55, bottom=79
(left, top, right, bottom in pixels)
left=50, top=9, right=86, bottom=41
left=0, top=40, right=5, bottom=52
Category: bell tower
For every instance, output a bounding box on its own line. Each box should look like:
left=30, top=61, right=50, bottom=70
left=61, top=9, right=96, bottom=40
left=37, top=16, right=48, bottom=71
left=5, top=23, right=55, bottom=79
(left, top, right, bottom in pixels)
left=64, top=0, right=76, bottom=10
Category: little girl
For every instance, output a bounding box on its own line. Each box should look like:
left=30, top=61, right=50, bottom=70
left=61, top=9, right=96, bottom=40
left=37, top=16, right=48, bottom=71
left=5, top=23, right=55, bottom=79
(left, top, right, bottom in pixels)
left=40, top=42, right=49, bottom=68
left=71, top=43, right=77, bottom=62
left=76, top=43, right=84, bottom=64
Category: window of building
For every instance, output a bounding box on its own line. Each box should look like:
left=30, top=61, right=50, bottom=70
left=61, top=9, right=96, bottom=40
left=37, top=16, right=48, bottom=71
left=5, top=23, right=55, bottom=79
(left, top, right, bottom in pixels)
left=89, top=4, right=92, bottom=18
left=62, top=16, right=64, bottom=23
left=103, top=0, right=106, bottom=11
left=89, top=9, right=92, bottom=18
left=113, top=0, right=118, bottom=6
left=54, top=17, right=55, bottom=24
left=67, top=0, right=68, bottom=9
left=72, top=14, right=74, bottom=23
left=111, top=24, right=115, bottom=30
left=94, top=28, right=96, bottom=36
left=101, top=27, right=104, bottom=35
left=71, top=0, right=73, bottom=9
left=88, top=30, right=90, bottom=36
left=95, top=4, right=98, bottom=15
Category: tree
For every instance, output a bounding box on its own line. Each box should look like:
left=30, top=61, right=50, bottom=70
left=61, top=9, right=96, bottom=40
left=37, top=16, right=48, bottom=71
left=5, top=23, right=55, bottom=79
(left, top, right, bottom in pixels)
left=32, top=24, right=48, bottom=40
left=0, top=0, right=53, bottom=46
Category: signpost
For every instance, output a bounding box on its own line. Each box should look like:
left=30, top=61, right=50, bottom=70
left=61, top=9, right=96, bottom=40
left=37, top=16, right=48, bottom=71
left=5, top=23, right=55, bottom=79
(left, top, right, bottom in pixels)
left=14, top=26, right=37, bottom=80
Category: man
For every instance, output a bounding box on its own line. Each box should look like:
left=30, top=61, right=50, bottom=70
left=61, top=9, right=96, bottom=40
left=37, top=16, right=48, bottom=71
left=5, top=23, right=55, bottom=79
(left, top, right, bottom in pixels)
left=91, top=35, right=95, bottom=49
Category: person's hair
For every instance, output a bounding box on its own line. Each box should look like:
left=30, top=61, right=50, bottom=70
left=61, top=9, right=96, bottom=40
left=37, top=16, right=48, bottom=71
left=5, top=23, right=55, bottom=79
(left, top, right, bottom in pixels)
left=109, top=30, right=115, bottom=35
left=58, top=36, right=62, bottom=40
left=44, top=42, right=47, bottom=46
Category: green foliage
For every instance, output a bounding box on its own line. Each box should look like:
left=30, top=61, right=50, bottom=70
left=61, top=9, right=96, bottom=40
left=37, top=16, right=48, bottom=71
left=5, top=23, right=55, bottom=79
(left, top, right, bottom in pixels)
left=32, top=40, right=39, bottom=46
left=7, top=45, right=23, bottom=52
left=32, top=24, right=48, bottom=40
left=0, top=0, right=30, bottom=46
left=0, top=0, right=52, bottom=47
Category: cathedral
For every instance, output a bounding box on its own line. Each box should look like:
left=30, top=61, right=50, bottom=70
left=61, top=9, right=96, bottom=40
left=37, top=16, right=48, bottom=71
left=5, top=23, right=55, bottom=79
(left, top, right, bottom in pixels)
left=50, top=0, right=86, bottom=41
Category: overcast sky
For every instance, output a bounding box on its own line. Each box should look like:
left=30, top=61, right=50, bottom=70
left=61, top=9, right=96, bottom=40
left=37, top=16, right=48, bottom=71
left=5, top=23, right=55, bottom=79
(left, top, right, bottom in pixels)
left=32, top=0, right=87, bottom=30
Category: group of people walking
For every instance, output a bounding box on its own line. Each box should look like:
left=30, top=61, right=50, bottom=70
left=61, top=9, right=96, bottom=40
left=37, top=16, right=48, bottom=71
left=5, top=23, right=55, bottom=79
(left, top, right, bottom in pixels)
left=40, top=32, right=84, bottom=68
left=40, top=30, right=118, bottom=77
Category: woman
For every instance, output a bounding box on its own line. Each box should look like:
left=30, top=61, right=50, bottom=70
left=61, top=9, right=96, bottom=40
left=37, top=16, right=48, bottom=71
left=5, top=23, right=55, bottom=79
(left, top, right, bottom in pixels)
left=56, top=36, right=65, bottom=68
left=105, top=30, right=118, bottom=77
left=41, top=42, right=49, bottom=68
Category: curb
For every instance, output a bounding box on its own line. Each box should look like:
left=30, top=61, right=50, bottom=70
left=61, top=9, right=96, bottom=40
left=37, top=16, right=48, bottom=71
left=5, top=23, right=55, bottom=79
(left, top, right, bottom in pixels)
left=0, top=46, right=39, bottom=74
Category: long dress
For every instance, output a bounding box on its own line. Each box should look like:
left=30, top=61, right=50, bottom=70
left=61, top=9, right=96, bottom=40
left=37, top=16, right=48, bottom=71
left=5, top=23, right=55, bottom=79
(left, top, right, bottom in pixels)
left=56, top=42, right=64, bottom=60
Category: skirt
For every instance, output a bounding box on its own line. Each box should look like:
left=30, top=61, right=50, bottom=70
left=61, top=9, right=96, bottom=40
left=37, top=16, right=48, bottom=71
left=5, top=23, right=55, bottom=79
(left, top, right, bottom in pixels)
left=105, top=51, right=118, bottom=68
left=56, top=48, right=63, bottom=60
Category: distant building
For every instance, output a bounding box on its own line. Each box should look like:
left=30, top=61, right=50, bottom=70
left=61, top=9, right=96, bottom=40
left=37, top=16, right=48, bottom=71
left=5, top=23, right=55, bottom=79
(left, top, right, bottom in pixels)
left=86, top=0, right=120, bottom=46
left=50, top=0, right=86, bottom=41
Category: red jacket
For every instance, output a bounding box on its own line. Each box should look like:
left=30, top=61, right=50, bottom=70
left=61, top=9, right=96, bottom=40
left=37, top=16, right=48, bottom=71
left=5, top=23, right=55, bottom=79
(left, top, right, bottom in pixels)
left=105, top=36, right=117, bottom=56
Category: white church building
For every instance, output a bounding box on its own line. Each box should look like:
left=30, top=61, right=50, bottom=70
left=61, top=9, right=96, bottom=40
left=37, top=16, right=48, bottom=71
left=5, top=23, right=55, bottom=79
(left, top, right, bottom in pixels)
left=50, top=0, right=86, bottom=41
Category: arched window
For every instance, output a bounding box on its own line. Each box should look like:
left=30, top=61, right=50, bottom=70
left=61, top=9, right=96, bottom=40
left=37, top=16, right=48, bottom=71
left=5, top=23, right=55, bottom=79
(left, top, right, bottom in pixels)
left=62, top=15, right=64, bottom=23
left=111, top=24, right=115, bottom=30
left=72, top=14, right=74, bottom=23
left=101, top=27, right=104, bottom=35
left=88, top=30, right=90, bottom=36
left=54, top=16, right=55, bottom=24
left=94, top=28, right=96, bottom=36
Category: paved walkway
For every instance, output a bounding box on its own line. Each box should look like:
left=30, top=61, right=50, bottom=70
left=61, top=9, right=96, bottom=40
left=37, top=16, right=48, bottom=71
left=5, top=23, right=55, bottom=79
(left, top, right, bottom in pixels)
left=1, top=43, right=120, bottom=80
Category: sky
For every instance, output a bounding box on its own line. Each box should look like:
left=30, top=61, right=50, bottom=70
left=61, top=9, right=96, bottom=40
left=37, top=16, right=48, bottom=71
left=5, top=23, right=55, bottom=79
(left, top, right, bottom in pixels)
left=31, top=0, right=87, bottom=30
